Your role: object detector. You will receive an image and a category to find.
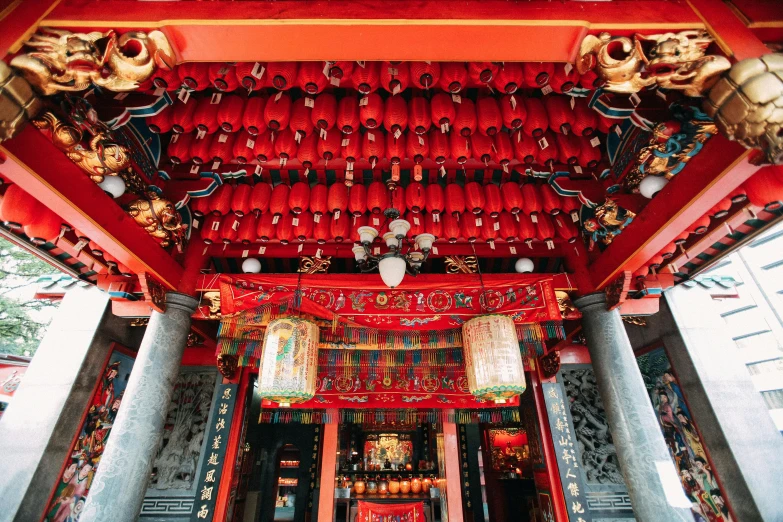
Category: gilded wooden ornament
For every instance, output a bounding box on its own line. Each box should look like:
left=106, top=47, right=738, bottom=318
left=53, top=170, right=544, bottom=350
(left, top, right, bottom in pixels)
left=130, top=317, right=149, bottom=327
left=704, top=53, right=783, bottom=165
left=539, top=350, right=561, bottom=379
left=217, top=353, right=238, bottom=379
left=444, top=255, right=478, bottom=274
left=297, top=255, right=332, bottom=274
left=582, top=198, right=636, bottom=251
left=0, top=61, right=43, bottom=142
left=32, top=111, right=131, bottom=183
left=555, top=291, right=580, bottom=320
left=126, top=192, right=187, bottom=249
left=201, top=291, right=222, bottom=319
left=138, top=272, right=166, bottom=313
left=578, top=30, right=730, bottom=97
left=10, top=28, right=174, bottom=96
left=622, top=315, right=648, bottom=326
left=605, top=271, right=633, bottom=311
left=187, top=330, right=205, bottom=347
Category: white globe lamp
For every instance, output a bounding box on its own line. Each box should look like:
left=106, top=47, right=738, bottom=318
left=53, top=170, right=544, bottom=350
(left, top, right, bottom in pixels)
left=515, top=257, right=535, bottom=273
left=242, top=257, right=262, bottom=273
left=98, top=176, right=126, bottom=198
left=639, top=175, right=669, bottom=199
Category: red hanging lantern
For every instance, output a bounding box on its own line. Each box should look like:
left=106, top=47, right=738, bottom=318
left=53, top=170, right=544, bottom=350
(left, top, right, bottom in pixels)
left=208, top=184, right=234, bottom=216
left=231, top=183, right=253, bottom=216
left=269, top=183, right=291, bottom=220
left=522, top=98, right=548, bottom=138
left=673, top=230, right=690, bottom=246
left=710, top=197, right=733, bottom=218
left=493, top=132, right=514, bottom=167
left=522, top=183, right=542, bottom=222
left=274, top=128, right=298, bottom=163
left=493, top=63, right=523, bottom=94
left=290, top=97, right=314, bottom=139
left=430, top=129, right=450, bottom=164
left=572, top=98, right=598, bottom=136
left=431, top=93, right=456, bottom=131
left=406, top=181, right=426, bottom=213
left=170, top=100, right=197, bottom=134
left=191, top=196, right=211, bottom=217
left=386, top=131, right=406, bottom=165
left=219, top=213, right=240, bottom=244
left=476, top=96, right=502, bottom=136
left=327, top=182, right=349, bottom=216
left=659, top=242, right=677, bottom=260
left=517, top=212, right=537, bottom=247
left=407, top=131, right=429, bottom=165
left=389, top=185, right=406, bottom=215
left=251, top=183, right=273, bottom=214
left=442, top=212, right=461, bottom=242
left=360, top=93, right=384, bottom=129
left=298, top=61, right=329, bottom=94
left=209, top=132, right=235, bottom=165
left=341, top=133, right=361, bottom=163
left=579, top=69, right=604, bottom=90
left=446, top=183, right=466, bottom=217
left=482, top=184, right=502, bottom=218
left=331, top=211, right=351, bottom=242
left=426, top=183, right=445, bottom=216
left=689, top=214, right=712, bottom=235
left=235, top=62, right=267, bottom=91
left=193, top=96, right=220, bottom=134
left=468, top=62, right=498, bottom=85
left=329, top=61, right=354, bottom=80
left=349, top=183, right=367, bottom=216
left=148, top=66, right=180, bottom=92
left=253, top=129, right=275, bottom=162
left=512, top=130, right=537, bottom=164
left=450, top=131, right=471, bottom=164
left=454, top=98, right=477, bottom=137
left=24, top=208, right=65, bottom=245
left=498, top=211, right=518, bottom=242
left=148, top=108, right=173, bottom=134
left=189, top=132, right=213, bottom=165
left=500, top=94, right=526, bottom=130
left=168, top=133, right=193, bottom=164
left=178, top=63, right=210, bottom=91
left=243, top=96, right=267, bottom=136
left=297, top=133, right=319, bottom=170
left=549, top=64, right=579, bottom=94
left=350, top=213, right=368, bottom=242
left=338, top=96, right=360, bottom=134
left=313, top=93, right=337, bottom=130
left=464, top=182, right=485, bottom=214
left=232, top=130, right=256, bottom=163
left=267, top=62, right=299, bottom=90
left=256, top=212, right=276, bottom=242
left=461, top=213, right=480, bottom=242
left=264, top=92, right=292, bottom=131
left=367, top=181, right=387, bottom=214
left=237, top=213, right=258, bottom=244
left=648, top=254, right=665, bottom=272
left=439, top=62, right=468, bottom=93
left=362, top=130, right=385, bottom=168
left=481, top=214, right=499, bottom=244
left=536, top=131, right=559, bottom=166
left=471, top=132, right=493, bottom=165
left=384, top=95, right=408, bottom=135
left=209, top=63, right=239, bottom=92
left=544, top=95, right=575, bottom=134
left=536, top=213, right=556, bottom=249
left=523, top=62, right=554, bottom=88
left=597, top=113, right=621, bottom=134
left=276, top=213, right=295, bottom=244
left=309, top=184, right=328, bottom=217
left=553, top=214, right=578, bottom=243
left=314, top=212, right=331, bottom=244
left=540, top=184, right=562, bottom=216
left=408, top=96, right=431, bottom=135
left=294, top=211, right=314, bottom=242
left=406, top=210, right=424, bottom=237
left=424, top=211, right=443, bottom=239
left=410, top=61, right=441, bottom=89
left=201, top=214, right=221, bottom=244
left=318, top=129, right=342, bottom=162
left=743, top=167, right=783, bottom=212
left=560, top=195, right=581, bottom=223
left=381, top=61, right=410, bottom=94
left=728, top=187, right=748, bottom=204
left=351, top=61, right=380, bottom=94
left=556, top=133, right=581, bottom=165
left=288, top=182, right=311, bottom=214
left=500, top=182, right=523, bottom=214
left=578, top=136, right=601, bottom=167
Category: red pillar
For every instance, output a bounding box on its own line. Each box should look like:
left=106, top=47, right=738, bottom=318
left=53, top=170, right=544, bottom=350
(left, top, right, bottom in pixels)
left=441, top=420, right=465, bottom=522
left=317, top=416, right=339, bottom=522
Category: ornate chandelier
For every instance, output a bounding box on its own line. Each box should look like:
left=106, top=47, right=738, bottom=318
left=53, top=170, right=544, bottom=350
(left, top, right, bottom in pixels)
left=257, top=317, right=319, bottom=405
left=462, top=315, right=527, bottom=401
left=351, top=185, right=435, bottom=288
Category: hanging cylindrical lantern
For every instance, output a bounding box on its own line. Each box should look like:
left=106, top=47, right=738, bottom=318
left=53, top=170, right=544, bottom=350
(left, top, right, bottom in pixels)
left=410, top=61, right=441, bottom=89
left=709, top=197, right=733, bottom=219
left=471, top=132, right=493, bottom=165
left=578, top=136, right=601, bottom=167
left=384, top=95, right=408, bottom=135
left=337, top=95, right=360, bottom=134
left=522, top=183, right=542, bottom=222
left=276, top=213, right=295, bottom=244
left=209, top=63, right=239, bottom=92
left=462, top=315, right=527, bottom=400
left=328, top=181, right=350, bottom=216
left=572, top=97, right=598, bottom=137
left=235, top=62, right=267, bottom=91
left=351, top=61, right=380, bottom=94
left=288, top=182, right=310, bottom=214
left=367, top=180, right=387, bottom=214
left=517, top=212, right=537, bottom=247
left=193, top=97, right=220, bottom=135
left=309, top=184, right=328, bottom=217
left=318, top=130, right=342, bottom=162
left=360, top=93, right=384, bottom=129
left=189, top=133, right=212, bottom=165
left=256, top=212, right=276, bottom=242
left=381, top=61, right=410, bottom=94
left=267, top=62, right=299, bottom=90
left=168, top=132, right=193, bottom=164
left=148, top=108, right=173, bottom=134
left=408, top=96, right=431, bottom=135
left=553, top=214, right=578, bottom=243
left=540, top=184, right=562, bottom=216
left=536, top=131, right=559, bottom=167
left=257, top=317, right=319, bottom=404
left=556, top=133, right=581, bottom=165
left=251, top=183, right=273, bottom=214
left=208, top=183, right=233, bottom=216
left=331, top=211, right=351, bottom=241
left=426, top=183, right=445, bottom=216
left=522, top=98, right=548, bottom=138
left=290, top=97, right=314, bottom=140
left=201, top=214, right=221, bottom=244
left=454, top=98, right=477, bottom=137
left=237, top=213, right=258, bottom=244
left=231, top=183, right=253, bottom=216
left=500, top=94, right=526, bottom=130
left=171, top=99, right=197, bottom=134
left=24, top=208, right=66, bottom=245
left=362, top=130, right=385, bottom=168
left=341, top=133, right=361, bottom=163
left=191, top=195, right=211, bottom=217
left=483, top=183, right=503, bottom=218
left=498, top=211, right=518, bottom=242
left=298, top=61, right=329, bottom=94
left=264, top=92, right=292, bottom=131
left=549, top=64, right=579, bottom=94
left=579, top=68, right=604, bottom=90
left=493, top=132, right=514, bottom=167
left=464, top=182, right=485, bottom=215
left=209, top=132, right=235, bottom=166
left=450, top=131, right=470, bottom=164
left=481, top=215, right=499, bottom=244
left=219, top=214, right=240, bottom=244
left=545, top=95, right=575, bottom=134
left=523, top=62, right=554, bottom=88
left=442, top=212, right=461, bottom=242
left=217, top=94, right=245, bottom=132
left=468, top=62, right=499, bottom=85
left=386, top=131, right=406, bottom=165
left=461, top=213, right=480, bottom=242
left=425, top=211, right=443, bottom=238
left=743, top=167, right=783, bottom=212
left=689, top=214, right=712, bottom=235
left=254, top=129, right=275, bottom=163
left=407, top=130, right=429, bottom=165
left=431, top=93, right=456, bottom=131
left=243, top=96, right=267, bottom=136
left=178, top=63, right=210, bottom=91
left=429, top=129, right=450, bottom=165
left=269, top=183, right=291, bottom=220
left=493, top=63, right=523, bottom=94
left=349, top=183, right=367, bottom=216
left=445, top=183, right=466, bottom=217
left=501, top=182, right=523, bottom=214
left=561, top=195, right=581, bottom=223
left=294, top=211, right=314, bottom=242
left=312, top=93, right=337, bottom=130
left=406, top=182, right=426, bottom=213
left=439, top=62, right=468, bottom=93
left=477, top=96, right=502, bottom=136
left=511, top=130, right=536, bottom=165
left=313, top=213, right=331, bottom=243
left=274, top=128, right=298, bottom=164
left=536, top=213, right=556, bottom=249
left=233, top=130, right=255, bottom=164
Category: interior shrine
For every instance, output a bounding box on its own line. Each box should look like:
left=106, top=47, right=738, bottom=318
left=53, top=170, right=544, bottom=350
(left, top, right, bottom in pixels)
left=0, top=1, right=782, bottom=521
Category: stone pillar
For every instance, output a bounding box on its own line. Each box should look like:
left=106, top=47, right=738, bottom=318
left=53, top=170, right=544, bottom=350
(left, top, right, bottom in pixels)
left=81, top=292, right=197, bottom=522
left=659, top=285, right=783, bottom=521
left=574, top=293, right=692, bottom=522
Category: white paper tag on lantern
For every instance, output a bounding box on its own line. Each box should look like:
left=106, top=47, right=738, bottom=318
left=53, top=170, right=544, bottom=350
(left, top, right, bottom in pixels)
left=211, top=161, right=220, bottom=170
left=314, top=213, right=321, bottom=223
left=232, top=219, right=240, bottom=231
left=297, top=243, right=303, bottom=253
left=196, top=129, right=206, bottom=140
left=347, top=160, right=354, bottom=171
left=439, top=166, right=446, bottom=177
left=280, top=157, right=287, bottom=167
left=114, top=92, right=129, bottom=101
left=432, top=246, right=439, bottom=255
left=259, top=246, right=266, bottom=255
left=476, top=217, right=482, bottom=226
left=392, top=84, right=401, bottom=95
left=394, top=129, right=402, bottom=140
left=255, top=164, right=263, bottom=174
left=272, top=215, right=280, bottom=224
left=202, top=246, right=208, bottom=255
left=656, top=89, right=667, bottom=100
left=357, top=61, right=366, bottom=68
left=292, top=217, right=299, bottom=226
left=294, top=132, right=302, bottom=143
left=359, top=96, right=369, bottom=107
left=274, top=91, right=283, bottom=102
left=218, top=134, right=228, bottom=143
left=413, top=216, right=420, bottom=225
left=387, top=67, right=398, bottom=76
left=590, top=136, right=601, bottom=148
left=440, top=123, right=448, bottom=133
left=320, top=128, right=328, bottom=140
left=316, top=248, right=322, bottom=258
left=373, top=246, right=380, bottom=255
left=345, top=170, right=354, bottom=180
left=517, top=131, right=522, bottom=143
left=452, top=94, right=461, bottom=104
left=490, top=241, right=496, bottom=250
left=503, top=164, right=509, bottom=173
left=178, top=88, right=190, bottom=104
left=241, top=249, right=249, bottom=258
left=192, top=219, right=200, bottom=229
left=190, top=164, right=200, bottom=174
left=573, top=165, right=583, bottom=174
left=509, top=246, right=517, bottom=254
left=74, top=238, right=88, bottom=252
left=538, top=137, right=549, bottom=150
left=367, top=132, right=375, bottom=142
left=247, top=138, right=255, bottom=148
left=211, top=92, right=222, bottom=104
left=418, top=136, right=424, bottom=146
left=630, top=92, right=641, bottom=107
left=510, top=95, right=517, bottom=110
left=564, top=63, right=573, bottom=75
left=211, top=220, right=220, bottom=231
left=153, top=86, right=165, bottom=97
left=541, top=84, right=553, bottom=95
left=251, top=62, right=265, bottom=78
left=433, top=213, right=440, bottom=222
left=330, top=76, right=341, bottom=87
left=373, top=217, right=380, bottom=226
left=304, top=97, right=315, bottom=108
left=341, top=138, right=350, bottom=146
left=334, top=210, right=341, bottom=219
left=322, top=62, right=331, bottom=78
left=171, top=133, right=179, bottom=143
left=615, top=125, right=623, bottom=136
left=570, top=96, right=576, bottom=109
left=493, top=221, right=500, bottom=231
left=218, top=66, right=229, bottom=75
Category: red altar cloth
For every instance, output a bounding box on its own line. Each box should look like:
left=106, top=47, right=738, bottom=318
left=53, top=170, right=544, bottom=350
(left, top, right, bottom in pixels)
left=357, top=501, right=425, bottom=522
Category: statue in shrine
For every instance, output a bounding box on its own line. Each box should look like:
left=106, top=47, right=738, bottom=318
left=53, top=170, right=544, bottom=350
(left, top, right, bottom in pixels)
left=10, top=28, right=174, bottom=96
left=125, top=191, right=187, bottom=249
left=582, top=198, right=636, bottom=251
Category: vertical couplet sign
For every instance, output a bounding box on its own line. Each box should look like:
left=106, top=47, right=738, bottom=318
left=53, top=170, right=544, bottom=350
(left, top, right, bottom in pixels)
left=542, top=382, right=592, bottom=522
left=191, top=383, right=238, bottom=521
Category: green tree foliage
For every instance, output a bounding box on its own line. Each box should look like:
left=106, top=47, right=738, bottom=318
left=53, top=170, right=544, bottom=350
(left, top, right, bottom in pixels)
left=0, top=239, right=58, bottom=355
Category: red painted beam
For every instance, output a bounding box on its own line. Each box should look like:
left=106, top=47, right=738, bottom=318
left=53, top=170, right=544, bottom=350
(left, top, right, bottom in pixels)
left=46, top=0, right=702, bottom=63
left=0, top=126, right=184, bottom=289
left=687, top=0, right=770, bottom=60
left=0, top=0, right=60, bottom=57
left=588, top=135, right=758, bottom=290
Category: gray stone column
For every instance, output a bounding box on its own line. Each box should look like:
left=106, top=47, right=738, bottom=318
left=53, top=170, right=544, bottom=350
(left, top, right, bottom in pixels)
left=574, top=293, right=692, bottom=522
left=81, top=292, right=198, bottom=522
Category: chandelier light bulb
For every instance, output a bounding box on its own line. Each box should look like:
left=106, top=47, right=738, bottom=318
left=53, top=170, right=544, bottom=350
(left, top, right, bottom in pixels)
left=388, top=219, right=411, bottom=238
left=379, top=255, right=407, bottom=288
left=415, top=233, right=435, bottom=252
left=357, top=225, right=379, bottom=244
left=352, top=244, right=367, bottom=261
left=383, top=231, right=398, bottom=248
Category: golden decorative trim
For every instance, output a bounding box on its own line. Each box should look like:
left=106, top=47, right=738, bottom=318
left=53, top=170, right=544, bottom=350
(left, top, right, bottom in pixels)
left=622, top=315, right=648, bottom=326
left=298, top=255, right=331, bottom=274
left=444, top=255, right=478, bottom=274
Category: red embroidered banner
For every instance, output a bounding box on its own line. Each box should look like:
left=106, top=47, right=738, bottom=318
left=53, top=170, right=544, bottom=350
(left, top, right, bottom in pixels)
left=357, top=501, right=425, bottom=522
left=218, top=273, right=560, bottom=330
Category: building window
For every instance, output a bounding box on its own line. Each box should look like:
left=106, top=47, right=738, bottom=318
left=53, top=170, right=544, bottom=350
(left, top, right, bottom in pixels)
left=747, top=359, right=783, bottom=376
left=761, top=390, right=783, bottom=410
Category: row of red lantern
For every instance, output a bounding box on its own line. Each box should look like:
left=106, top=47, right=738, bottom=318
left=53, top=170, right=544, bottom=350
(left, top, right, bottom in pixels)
left=168, top=126, right=602, bottom=169
left=635, top=168, right=783, bottom=279
left=146, top=61, right=599, bottom=97
left=199, top=208, right=579, bottom=247
left=150, top=90, right=611, bottom=143
left=192, top=181, right=582, bottom=223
